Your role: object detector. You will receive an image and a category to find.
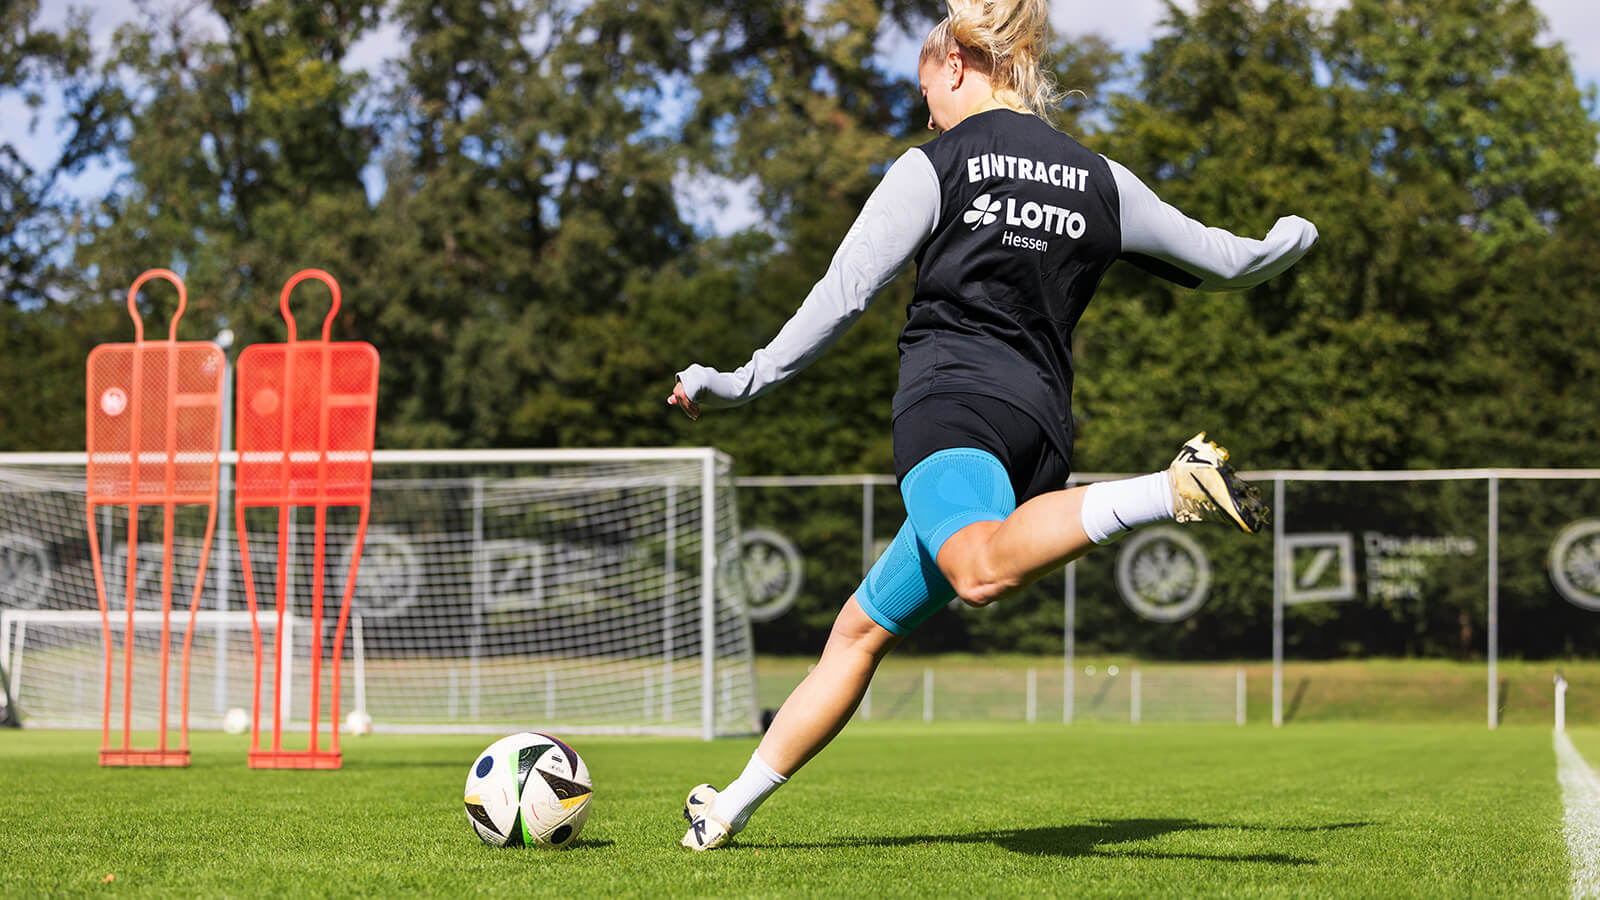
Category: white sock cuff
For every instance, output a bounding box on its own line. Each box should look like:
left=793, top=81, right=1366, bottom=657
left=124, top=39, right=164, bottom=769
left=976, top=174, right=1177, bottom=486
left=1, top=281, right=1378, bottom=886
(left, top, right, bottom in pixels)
left=1080, top=473, right=1174, bottom=544
left=749, top=749, right=788, bottom=784
left=713, top=748, right=790, bottom=833
left=1080, top=482, right=1120, bottom=544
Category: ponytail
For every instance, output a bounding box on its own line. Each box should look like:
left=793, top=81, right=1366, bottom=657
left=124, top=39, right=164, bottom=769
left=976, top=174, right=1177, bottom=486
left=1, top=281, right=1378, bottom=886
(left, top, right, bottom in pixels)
left=919, top=0, right=1061, bottom=121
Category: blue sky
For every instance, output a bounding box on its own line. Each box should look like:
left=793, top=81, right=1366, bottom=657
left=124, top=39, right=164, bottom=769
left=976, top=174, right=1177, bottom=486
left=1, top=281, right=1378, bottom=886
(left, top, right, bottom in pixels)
left=10, top=0, right=1600, bottom=236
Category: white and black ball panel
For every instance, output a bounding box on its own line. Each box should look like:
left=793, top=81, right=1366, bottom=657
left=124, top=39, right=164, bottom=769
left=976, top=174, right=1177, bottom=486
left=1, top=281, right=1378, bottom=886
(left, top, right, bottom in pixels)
left=516, top=732, right=594, bottom=847
left=546, top=802, right=590, bottom=847
left=464, top=732, right=592, bottom=849
left=463, top=732, right=536, bottom=848
left=526, top=732, right=590, bottom=784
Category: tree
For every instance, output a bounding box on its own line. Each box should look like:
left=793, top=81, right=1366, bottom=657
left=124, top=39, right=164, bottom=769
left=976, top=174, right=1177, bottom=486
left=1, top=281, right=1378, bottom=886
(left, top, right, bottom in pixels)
left=1324, top=0, right=1600, bottom=469
left=1068, top=0, right=1600, bottom=660
left=1328, top=0, right=1600, bottom=255
left=1078, top=0, right=1598, bottom=473
left=0, top=0, right=125, bottom=449
left=75, top=0, right=382, bottom=364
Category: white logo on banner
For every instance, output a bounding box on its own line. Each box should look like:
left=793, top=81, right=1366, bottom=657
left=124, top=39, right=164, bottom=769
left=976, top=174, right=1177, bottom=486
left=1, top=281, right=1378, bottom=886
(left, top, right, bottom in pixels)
left=1363, top=532, right=1478, bottom=601
left=0, top=533, right=52, bottom=608
left=479, top=539, right=546, bottom=612
left=339, top=528, right=419, bottom=617
left=479, top=539, right=649, bottom=613
left=1115, top=526, right=1211, bottom=622
left=1283, top=533, right=1357, bottom=605
left=1550, top=519, right=1600, bottom=612
left=98, top=540, right=207, bottom=610
left=728, top=528, right=804, bottom=622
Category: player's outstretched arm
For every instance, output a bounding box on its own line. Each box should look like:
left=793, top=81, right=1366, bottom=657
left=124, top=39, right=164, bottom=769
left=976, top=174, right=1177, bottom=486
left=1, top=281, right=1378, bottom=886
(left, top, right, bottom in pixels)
left=1105, top=156, right=1318, bottom=291
left=667, top=149, right=940, bottom=419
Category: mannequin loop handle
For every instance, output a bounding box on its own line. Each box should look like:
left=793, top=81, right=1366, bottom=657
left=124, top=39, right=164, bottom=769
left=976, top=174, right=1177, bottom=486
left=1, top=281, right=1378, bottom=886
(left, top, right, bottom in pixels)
left=126, top=268, right=188, bottom=342
left=279, top=269, right=342, bottom=342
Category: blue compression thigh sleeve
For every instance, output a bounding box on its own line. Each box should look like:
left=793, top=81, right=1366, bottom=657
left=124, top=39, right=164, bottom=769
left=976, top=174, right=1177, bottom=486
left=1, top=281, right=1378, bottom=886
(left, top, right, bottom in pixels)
left=855, top=449, right=1016, bottom=635
left=855, top=518, right=953, bottom=635
left=901, top=448, right=1017, bottom=556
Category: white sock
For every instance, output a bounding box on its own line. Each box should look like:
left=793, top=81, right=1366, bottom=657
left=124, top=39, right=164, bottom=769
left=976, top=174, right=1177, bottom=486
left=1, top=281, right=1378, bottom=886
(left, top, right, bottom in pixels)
left=1079, top=472, right=1175, bottom=544
left=711, top=749, right=788, bottom=833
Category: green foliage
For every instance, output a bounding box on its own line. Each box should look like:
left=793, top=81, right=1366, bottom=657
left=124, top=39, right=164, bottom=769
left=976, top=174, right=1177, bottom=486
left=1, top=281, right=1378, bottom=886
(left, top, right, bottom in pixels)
left=0, top=1, right=117, bottom=445
left=0, top=0, right=98, bottom=306
left=1084, top=0, right=1599, bottom=472
left=1329, top=0, right=1599, bottom=253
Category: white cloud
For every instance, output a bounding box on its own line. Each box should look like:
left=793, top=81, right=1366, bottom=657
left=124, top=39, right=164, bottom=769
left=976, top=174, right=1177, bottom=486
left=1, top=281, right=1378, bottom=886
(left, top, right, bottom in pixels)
left=1051, top=0, right=1599, bottom=90
left=1536, top=0, right=1600, bottom=88
left=673, top=167, right=766, bottom=237
left=344, top=17, right=408, bottom=76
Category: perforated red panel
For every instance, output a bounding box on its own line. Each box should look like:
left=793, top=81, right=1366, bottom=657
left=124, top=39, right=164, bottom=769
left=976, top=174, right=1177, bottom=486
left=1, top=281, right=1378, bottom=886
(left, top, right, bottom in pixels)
left=87, top=343, right=225, bottom=503
left=84, top=269, right=224, bottom=768
left=234, top=341, right=378, bottom=505
left=233, top=269, right=379, bottom=770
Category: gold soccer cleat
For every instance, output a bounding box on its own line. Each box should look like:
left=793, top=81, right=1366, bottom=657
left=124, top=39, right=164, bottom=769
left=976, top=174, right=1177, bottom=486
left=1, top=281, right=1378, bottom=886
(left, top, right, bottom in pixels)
left=680, top=783, right=734, bottom=851
left=1167, top=432, right=1271, bottom=534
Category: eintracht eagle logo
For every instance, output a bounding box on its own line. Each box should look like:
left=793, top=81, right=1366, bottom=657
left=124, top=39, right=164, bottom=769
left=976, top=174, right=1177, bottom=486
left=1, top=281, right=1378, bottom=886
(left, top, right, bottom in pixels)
left=964, top=193, right=1002, bottom=229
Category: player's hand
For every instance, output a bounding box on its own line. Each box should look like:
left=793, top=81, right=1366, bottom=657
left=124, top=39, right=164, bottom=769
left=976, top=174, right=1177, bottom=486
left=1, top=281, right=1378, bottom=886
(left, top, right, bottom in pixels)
left=667, top=381, right=701, bottom=421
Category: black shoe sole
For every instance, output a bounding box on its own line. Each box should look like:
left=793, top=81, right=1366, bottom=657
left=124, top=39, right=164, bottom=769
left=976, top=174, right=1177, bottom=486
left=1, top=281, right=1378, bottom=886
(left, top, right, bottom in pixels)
left=1192, top=464, right=1272, bottom=534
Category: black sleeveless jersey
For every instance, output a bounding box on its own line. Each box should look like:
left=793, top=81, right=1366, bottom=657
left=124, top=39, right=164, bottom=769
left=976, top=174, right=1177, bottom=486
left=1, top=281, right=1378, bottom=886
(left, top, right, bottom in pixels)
left=894, top=109, right=1122, bottom=461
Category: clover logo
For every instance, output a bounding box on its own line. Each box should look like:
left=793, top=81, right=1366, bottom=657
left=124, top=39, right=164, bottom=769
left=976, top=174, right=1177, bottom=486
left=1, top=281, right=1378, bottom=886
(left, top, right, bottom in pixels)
left=963, top=193, right=1002, bottom=229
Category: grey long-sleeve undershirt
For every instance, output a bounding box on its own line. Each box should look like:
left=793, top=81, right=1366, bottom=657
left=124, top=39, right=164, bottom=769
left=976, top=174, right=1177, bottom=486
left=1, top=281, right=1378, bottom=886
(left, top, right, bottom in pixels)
left=1105, top=157, right=1319, bottom=290
left=675, top=149, right=941, bottom=409
left=676, top=148, right=1318, bottom=408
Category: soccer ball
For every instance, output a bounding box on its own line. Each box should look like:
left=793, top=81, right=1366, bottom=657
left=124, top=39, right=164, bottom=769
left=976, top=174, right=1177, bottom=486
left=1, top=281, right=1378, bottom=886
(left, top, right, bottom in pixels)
left=344, top=710, right=372, bottom=736
left=222, top=707, right=250, bottom=735
left=463, top=732, right=593, bottom=849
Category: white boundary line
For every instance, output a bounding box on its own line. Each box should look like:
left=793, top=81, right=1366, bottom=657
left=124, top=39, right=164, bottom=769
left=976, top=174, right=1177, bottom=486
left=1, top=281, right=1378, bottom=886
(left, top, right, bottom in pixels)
left=1557, top=731, right=1600, bottom=899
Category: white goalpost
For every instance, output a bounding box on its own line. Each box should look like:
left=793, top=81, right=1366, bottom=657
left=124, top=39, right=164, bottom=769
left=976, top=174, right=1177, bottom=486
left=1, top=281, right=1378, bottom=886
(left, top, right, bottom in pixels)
left=0, top=448, right=759, bottom=739
left=1556, top=672, right=1568, bottom=733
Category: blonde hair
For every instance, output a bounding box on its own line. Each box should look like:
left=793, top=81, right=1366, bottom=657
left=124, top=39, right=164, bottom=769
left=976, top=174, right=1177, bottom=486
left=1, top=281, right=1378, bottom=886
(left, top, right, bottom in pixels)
left=919, top=0, right=1061, bottom=120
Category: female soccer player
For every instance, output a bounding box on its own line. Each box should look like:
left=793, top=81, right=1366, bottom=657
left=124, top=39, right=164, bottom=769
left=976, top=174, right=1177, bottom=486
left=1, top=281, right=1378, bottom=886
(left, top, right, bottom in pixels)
left=668, top=0, right=1318, bottom=850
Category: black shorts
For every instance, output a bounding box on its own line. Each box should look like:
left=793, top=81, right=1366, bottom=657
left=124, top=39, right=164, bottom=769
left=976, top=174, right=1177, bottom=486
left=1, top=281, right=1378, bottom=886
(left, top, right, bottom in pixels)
left=892, top=392, right=1071, bottom=505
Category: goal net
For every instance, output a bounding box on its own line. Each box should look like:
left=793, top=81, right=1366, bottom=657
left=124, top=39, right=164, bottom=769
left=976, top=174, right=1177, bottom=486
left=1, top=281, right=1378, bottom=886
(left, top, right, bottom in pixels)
left=0, top=449, right=758, bottom=738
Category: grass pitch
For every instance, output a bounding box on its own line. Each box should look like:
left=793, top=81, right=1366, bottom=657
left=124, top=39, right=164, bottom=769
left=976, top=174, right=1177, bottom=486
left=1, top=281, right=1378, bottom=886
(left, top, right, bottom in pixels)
left=1, top=721, right=1577, bottom=898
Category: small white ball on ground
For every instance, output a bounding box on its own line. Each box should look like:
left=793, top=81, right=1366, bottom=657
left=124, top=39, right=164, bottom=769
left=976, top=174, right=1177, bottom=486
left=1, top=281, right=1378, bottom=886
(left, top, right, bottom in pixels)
left=345, top=710, right=372, bottom=736
left=222, top=707, right=249, bottom=734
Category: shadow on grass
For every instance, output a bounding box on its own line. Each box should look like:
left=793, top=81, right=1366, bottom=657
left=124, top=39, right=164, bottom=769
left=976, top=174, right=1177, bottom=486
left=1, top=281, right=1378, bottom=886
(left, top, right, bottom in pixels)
left=773, top=817, right=1370, bottom=864
left=1285, top=677, right=1311, bottom=723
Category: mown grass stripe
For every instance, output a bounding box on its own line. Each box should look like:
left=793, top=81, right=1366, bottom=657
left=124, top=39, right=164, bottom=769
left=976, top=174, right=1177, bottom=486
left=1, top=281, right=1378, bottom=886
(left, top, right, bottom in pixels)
left=0, top=724, right=1570, bottom=897
left=1557, top=731, right=1600, bottom=899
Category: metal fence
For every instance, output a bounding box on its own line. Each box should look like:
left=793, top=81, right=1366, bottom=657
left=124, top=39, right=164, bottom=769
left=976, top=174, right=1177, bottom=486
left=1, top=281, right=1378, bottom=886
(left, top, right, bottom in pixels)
left=731, top=469, right=1600, bottom=728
